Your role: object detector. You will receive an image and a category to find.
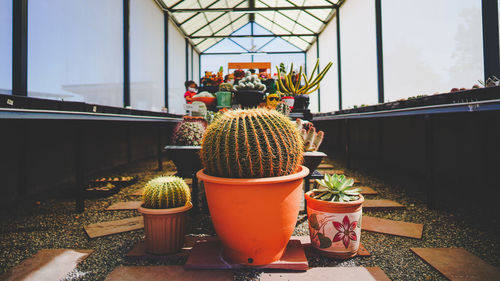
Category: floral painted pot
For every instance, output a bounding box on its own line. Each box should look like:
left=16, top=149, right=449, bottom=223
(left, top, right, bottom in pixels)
left=305, top=191, right=364, bottom=259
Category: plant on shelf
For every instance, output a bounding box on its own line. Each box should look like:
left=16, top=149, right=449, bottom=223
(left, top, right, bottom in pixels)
left=305, top=173, right=364, bottom=259
left=138, top=176, right=193, bottom=255
left=276, top=59, right=333, bottom=111
left=275, top=101, right=290, bottom=116
left=296, top=118, right=327, bottom=172
left=233, top=71, right=267, bottom=108
left=167, top=118, right=206, bottom=177
left=197, top=108, right=309, bottom=265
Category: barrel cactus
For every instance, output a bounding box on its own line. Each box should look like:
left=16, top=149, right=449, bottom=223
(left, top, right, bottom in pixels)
left=200, top=108, right=303, bottom=178
left=142, top=176, right=191, bottom=209
left=172, top=119, right=206, bottom=146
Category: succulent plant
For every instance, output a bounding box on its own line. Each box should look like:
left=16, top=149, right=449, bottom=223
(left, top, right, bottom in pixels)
left=275, top=101, right=291, bottom=116
left=219, top=83, right=234, bottom=92
left=276, top=59, right=333, bottom=96
left=301, top=126, right=324, bottom=152
left=142, top=176, right=191, bottom=209
left=234, top=72, right=267, bottom=92
left=200, top=108, right=303, bottom=178
left=172, top=119, right=206, bottom=146
left=312, top=174, right=360, bottom=202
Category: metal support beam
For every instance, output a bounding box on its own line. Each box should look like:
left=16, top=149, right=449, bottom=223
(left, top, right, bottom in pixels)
left=191, top=45, right=194, bottom=80
left=190, top=34, right=317, bottom=39
left=482, top=0, right=500, bottom=80
left=316, top=36, right=321, bottom=112
left=123, top=0, right=130, bottom=107
left=185, top=38, right=189, bottom=81
left=375, top=0, right=385, bottom=103
left=201, top=51, right=305, bottom=55
left=12, top=0, right=28, bottom=97
left=199, top=54, right=202, bottom=83
left=164, top=11, right=169, bottom=109
left=169, top=5, right=337, bottom=13
left=336, top=7, right=342, bottom=110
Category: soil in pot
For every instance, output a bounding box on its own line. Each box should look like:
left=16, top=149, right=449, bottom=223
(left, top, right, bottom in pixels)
left=235, top=90, right=265, bottom=108
left=292, top=95, right=310, bottom=112
left=138, top=202, right=193, bottom=255
left=197, top=166, right=309, bottom=265
left=305, top=191, right=364, bottom=259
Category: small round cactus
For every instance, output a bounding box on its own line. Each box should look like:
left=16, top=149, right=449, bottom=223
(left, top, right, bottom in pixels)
left=172, top=119, right=206, bottom=146
left=200, top=108, right=303, bottom=178
left=142, top=176, right=191, bottom=209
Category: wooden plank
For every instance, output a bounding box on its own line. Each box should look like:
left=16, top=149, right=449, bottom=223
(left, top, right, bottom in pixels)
left=260, top=267, right=390, bottom=281
left=184, top=239, right=308, bottom=270
left=352, top=186, right=378, bottom=195
left=0, top=249, right=93, bottom=281
left=411, top=248, right=500, bottom=281
left=106, top=201, right=141, bottom=210
left=362, top=216, right=423, bottom=239
left=317, top=163, right=335, bottom=169
left=84, top=216, right=143, bottom=238
left=363, top=199, right=404, bottom=209
left=105, top=265, right=232, bottom=281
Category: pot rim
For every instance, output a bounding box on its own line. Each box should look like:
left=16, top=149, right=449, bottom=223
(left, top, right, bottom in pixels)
left=197, top=165, right=309, bottom=185
left=138, top=202, right=193, bottom=215
left=303, top=151, right=327, bottom=157
left=305, top=191, right=364, bottom=207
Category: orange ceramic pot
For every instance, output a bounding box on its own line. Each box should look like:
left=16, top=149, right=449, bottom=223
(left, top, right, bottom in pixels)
left=305, top=191, right=364, bottom=259
left=138, top=202, right=192, bottom=255
left=191, top=96, right=217, bottom=110
left=197, top=166, right=309, bottom=265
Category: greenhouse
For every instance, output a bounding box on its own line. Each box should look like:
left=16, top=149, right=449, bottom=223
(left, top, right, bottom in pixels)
left=0, top=0, right=499, bottom=280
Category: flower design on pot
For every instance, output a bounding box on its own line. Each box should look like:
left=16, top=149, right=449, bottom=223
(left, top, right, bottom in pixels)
left=332, top=215, right=358, bottom=249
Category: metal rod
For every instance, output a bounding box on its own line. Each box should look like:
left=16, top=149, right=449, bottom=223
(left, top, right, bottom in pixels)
left=191, top=44, right=194, bottom=80
left=123, top=0, right=130, bottom=107
left=375, top=0, right=385, bottom=103
left=169, top=5, right=337, bottom=13
left=164, top=11, right=169, bottom=109
left=190, top=34, right=316, bottom=39
left=201, top=51, right=305, bottom=55
left=336, top=7, right=342, bottom=110
left=316, top=35, right=321, bottom=112
left=185, top=38, right=189, bottom=81
left=12, top=0, right=28, bottom=97
left=482, top=0, right=500, bottom=80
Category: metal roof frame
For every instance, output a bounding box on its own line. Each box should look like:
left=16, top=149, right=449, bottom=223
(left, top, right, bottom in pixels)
left=157, top=0, right=344, bottom=52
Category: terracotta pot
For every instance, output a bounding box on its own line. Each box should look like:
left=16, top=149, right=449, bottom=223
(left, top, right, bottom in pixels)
left=305, top=191, right=364, bottom=259
left=138, top=202, right=193, bottom=255
left=197, top=166, right=309, bottom=265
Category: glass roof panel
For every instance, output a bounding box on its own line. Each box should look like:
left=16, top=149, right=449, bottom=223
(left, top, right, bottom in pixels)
left=204, top=38, right=248, bottom=53
left=175, top=0, right=200, bottom=9
left=259, top=37, right=302, bottom=52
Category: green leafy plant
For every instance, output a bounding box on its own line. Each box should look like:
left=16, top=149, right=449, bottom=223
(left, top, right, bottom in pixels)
left=142, top=176, right=191, bottom=209
left=312, top=174, right=360, bottom=202
left=200, top=108, right=303, bottom=178
left=172, top=120, right=206, bottom=146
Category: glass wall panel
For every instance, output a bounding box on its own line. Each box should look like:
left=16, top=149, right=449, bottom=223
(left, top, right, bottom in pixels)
left=28, top=0, right=123, bottom=106
left=317, top=18, right=339, bottom=113
left=130, top=0, right=164, bottom=111
left=382, top=0, right=483, bottom=101
left=306, top=42, right=319, bottom=112
left=168, top=20, right=187, bottom=114
left=0, top=0, right=12, bottom=94
left=339, top=0, right=378, bottom=108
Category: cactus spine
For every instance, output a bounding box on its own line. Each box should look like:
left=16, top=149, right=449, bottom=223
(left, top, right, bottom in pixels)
left=172, top=119, right=206, bottom=146
left=200, top=108, right=303, bottom=178
left=142, top=176, right=191, bottom=209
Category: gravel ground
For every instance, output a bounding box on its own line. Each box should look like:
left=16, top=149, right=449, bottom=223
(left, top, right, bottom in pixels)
left=0, top=157, right=499, bottom=281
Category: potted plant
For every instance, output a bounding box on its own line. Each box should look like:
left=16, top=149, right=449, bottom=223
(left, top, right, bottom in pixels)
left=165, top=117, right=205, bottom=177
left=191, top=91, right=217, bottom=110
left=233, top=71, right=266, bottom=108
left=197, top=108, right=309, bottom=265
left=138, top=176, right=193, bottom=255
left=276, top=59, right=333, bottom=112
left=296, top=119, right=326, bottom=172
left=216, top=83, right=233, bottom=109
left=305, top=173, right=364, bottom=259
